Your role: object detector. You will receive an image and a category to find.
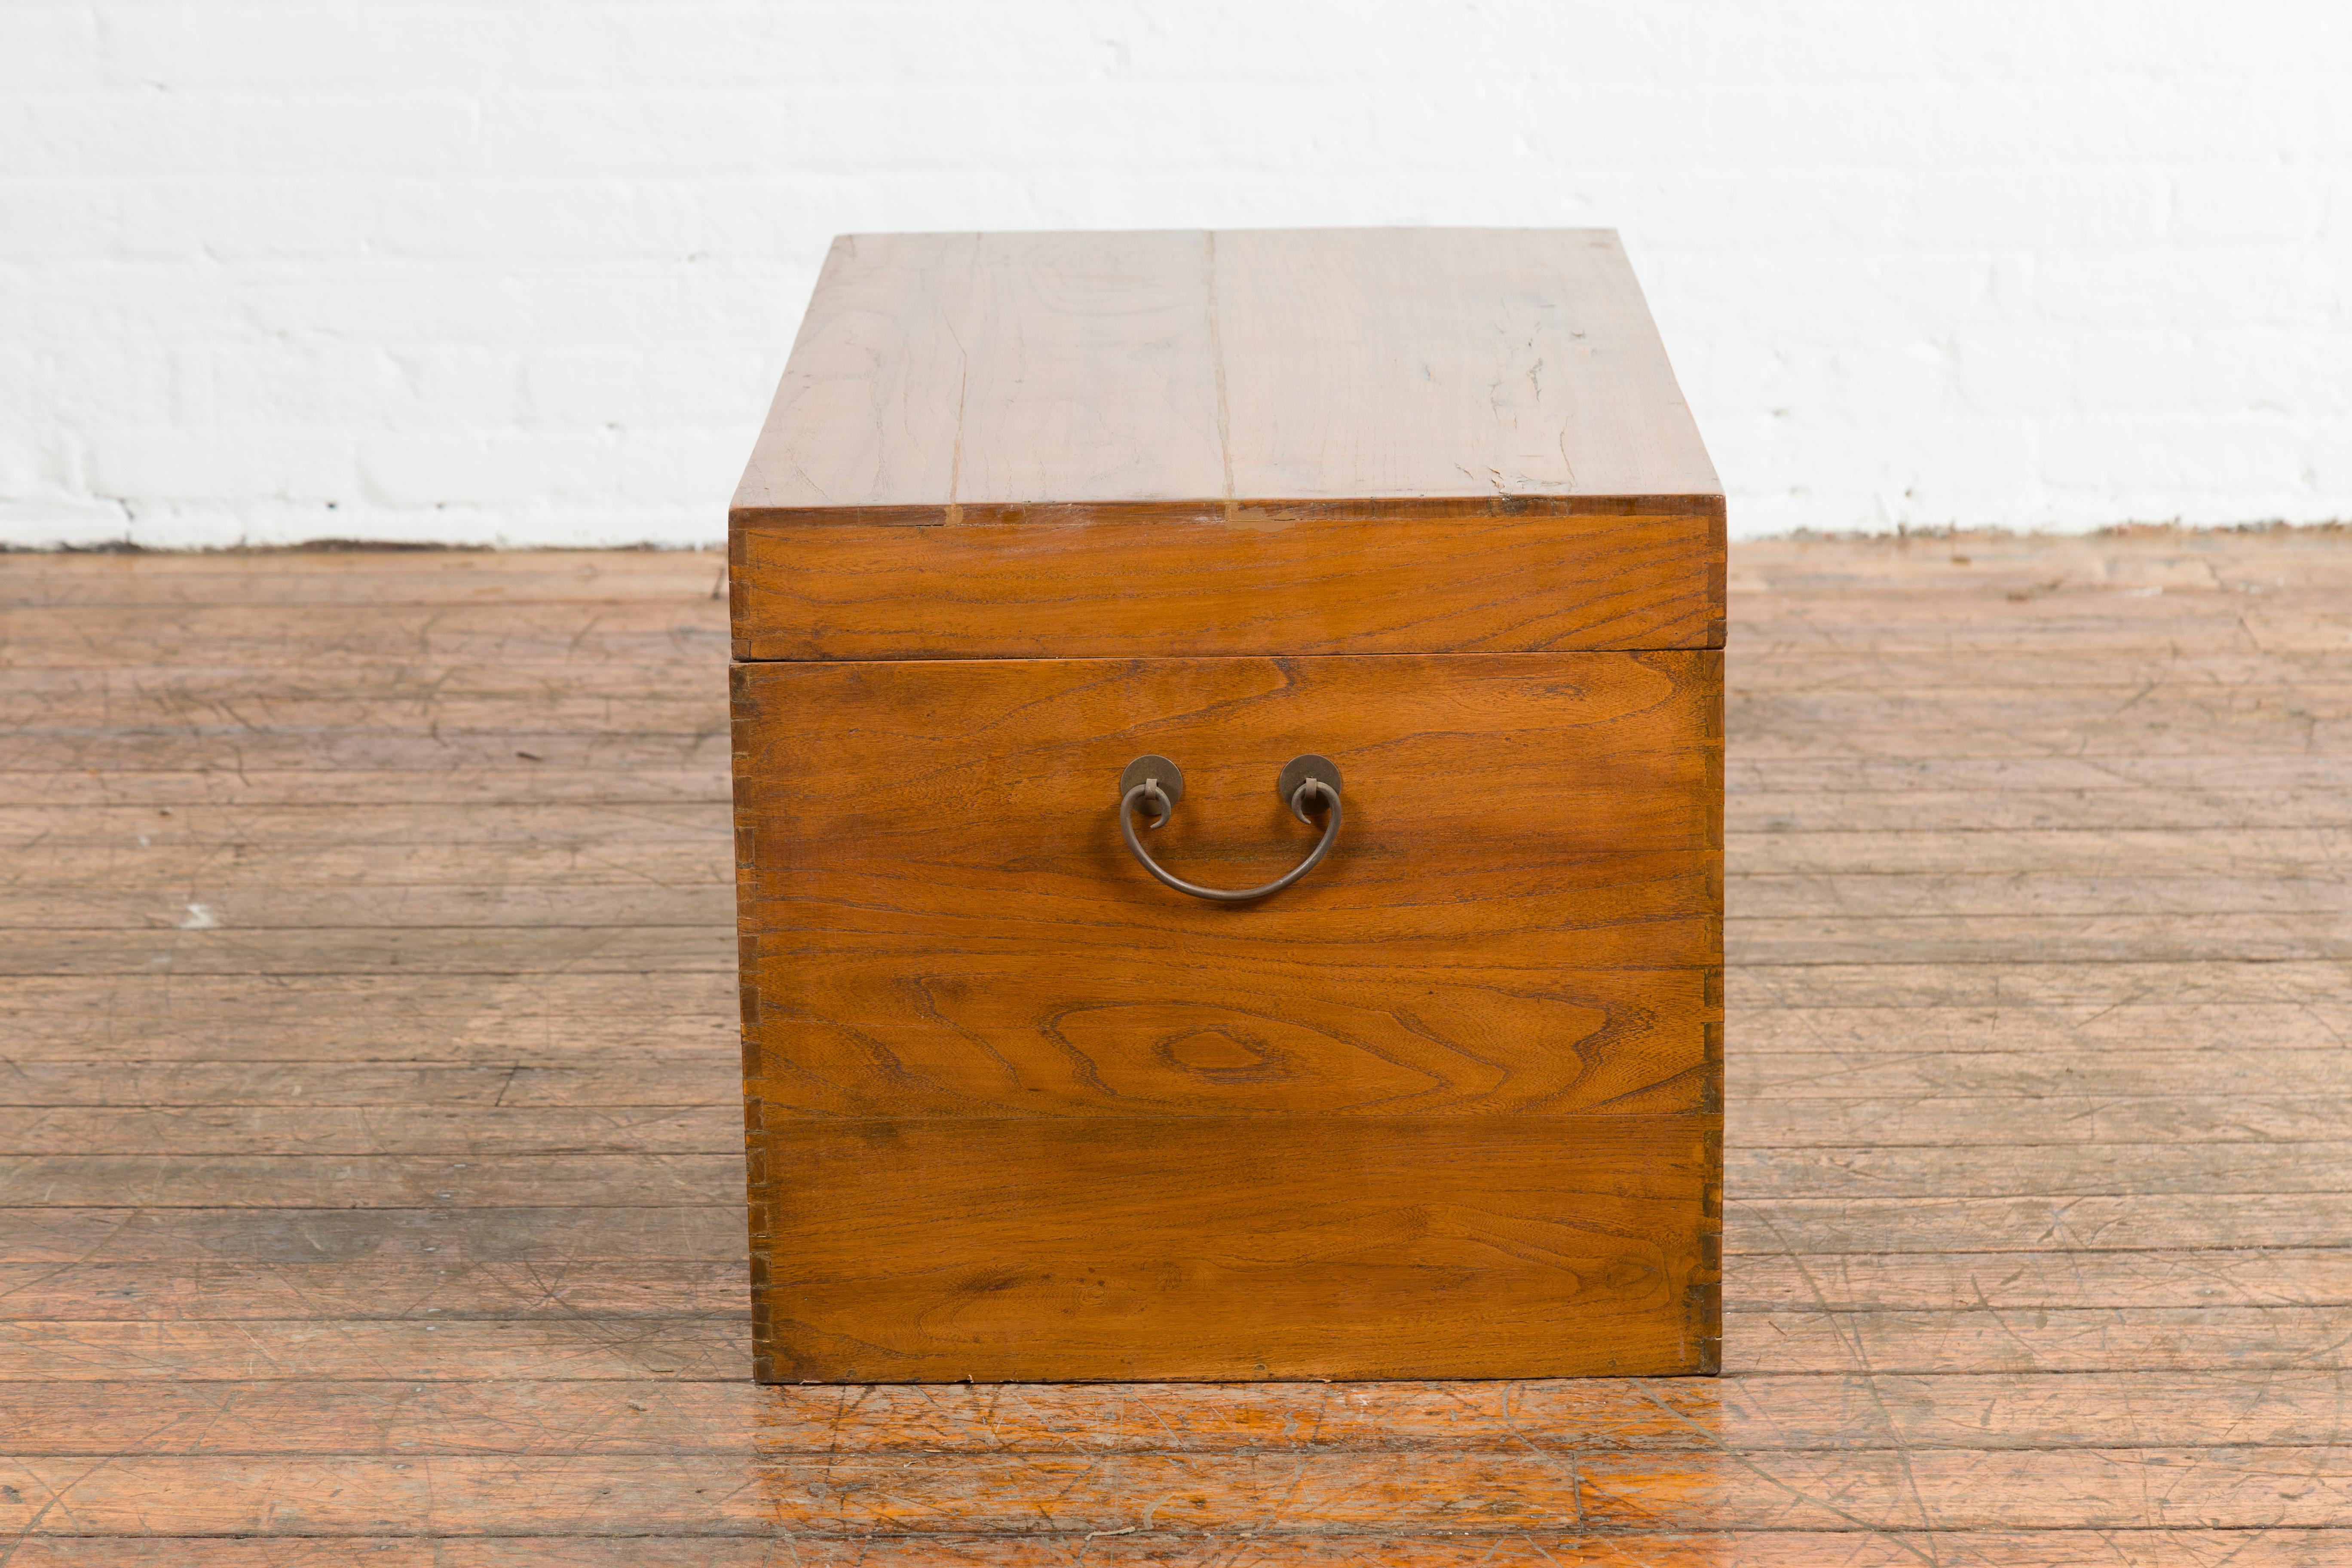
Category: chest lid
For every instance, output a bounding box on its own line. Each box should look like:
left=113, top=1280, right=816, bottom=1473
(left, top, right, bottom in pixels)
left=731, top=227, right=1723, bottom=662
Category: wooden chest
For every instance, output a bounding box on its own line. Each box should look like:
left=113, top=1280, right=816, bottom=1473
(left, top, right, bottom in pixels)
left=729, top=228, right=1724, bottom=1384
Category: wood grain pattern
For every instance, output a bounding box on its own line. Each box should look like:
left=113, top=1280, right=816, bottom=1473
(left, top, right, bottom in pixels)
left=729, top=228, right=1719, bottom=524
left=6, top=1243, right=2339, bottom=1325
left=2, top=926, right=733, bottom=977
left=0, top=1104, right=739, bottom=1154
left=0, top=1061, right=733, bottom=1106
left=734, top=651, right=1723, bottom=1380
left=1728, top=1192, right=2352, bottom=1253
left=2, top=884, right=732, bottom=930
left=0, top=1259, right=751, bottom=1320
left=9, top=843, right=727, bottom=895
left=728, top=227, right=1725, bottom=1381
left=734, top=653, right=1722, bottom=1121
left=0, top=599, right=730, bottom=667
left=7, top=1447, right=2352, bottom=1534
left=727, top=229, right=1724, bottom=657
left=0, top=800, right=726, bottom=846
left=3, top=729, right=727, bottom=772
left=1733, top=1001, right=2352, bottom=1056
left=1733, top=787, right=2352, bottom=830
left=19, top=1369, right=2352, bottom=1454
left=750, top=1115, right=1719, bottom=1383
left=730, top=502, right=1725, bottom=660
left=10, top=539, right=2352, bottom=1561
left=1734, top=1248, right=2352, bottom=1309
left=12, top=766, right=729, bottom=808
left=1213, top=229, right=1718, bottom=503
left=1727, top=1305, right=2352, bottom=1374
left=0, top=1204, right=750, bottom=1264
left=0, top=1318, right=747, bottom=1380
left=1730, top=1042, right=2349, bottom=1098
left=0, top=1152, right=738, bottom=1207
left=1730, top=958, right=2352, bottom=1007
left=736, top=230, right=1226, bottom=521
left=3, top=1536, right=2349, bottom=1568
left=1740, top=1094, right=2352, bottom=1145
left=1731, top=1139, right=2352, bottom=1196
left=0, top=547, right=728, bottom=606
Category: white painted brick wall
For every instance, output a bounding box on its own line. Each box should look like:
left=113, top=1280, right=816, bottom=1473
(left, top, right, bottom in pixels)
left=3, top=0, right=2346, bottom=547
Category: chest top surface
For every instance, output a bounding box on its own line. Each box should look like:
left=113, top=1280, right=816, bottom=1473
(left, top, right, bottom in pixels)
left=733, top=227, right=1718, bottom=526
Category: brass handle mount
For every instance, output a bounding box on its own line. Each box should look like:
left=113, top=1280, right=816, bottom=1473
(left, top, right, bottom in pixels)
left=1115, top=753, right=1342, bottom=903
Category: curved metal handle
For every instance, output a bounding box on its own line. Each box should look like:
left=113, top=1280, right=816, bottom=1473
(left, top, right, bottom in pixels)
left=1116, top=754, right=1342, bottom=903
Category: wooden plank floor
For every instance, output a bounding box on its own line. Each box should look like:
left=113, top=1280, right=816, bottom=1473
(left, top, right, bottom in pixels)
left=3, top=532, right=2350, bottom=1564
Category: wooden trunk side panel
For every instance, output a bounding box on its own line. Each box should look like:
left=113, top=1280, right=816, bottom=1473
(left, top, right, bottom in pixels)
left=734, top=651, right=1723, bottom=1382
left=747, top=1114, right=1721, bottom=1383
left=729, top=503, right=1726, bottom=659
left=745, top=959, right=1720, bottom=1121
left=732, top=652, right=1723, bottom=1122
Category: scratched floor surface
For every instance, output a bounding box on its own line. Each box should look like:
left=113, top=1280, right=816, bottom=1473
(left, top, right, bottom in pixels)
left=3, top=534, right=2350, bottom=1564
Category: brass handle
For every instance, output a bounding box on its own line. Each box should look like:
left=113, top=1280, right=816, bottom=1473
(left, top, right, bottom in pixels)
left=1116, top=754, right=1342, bottom=903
